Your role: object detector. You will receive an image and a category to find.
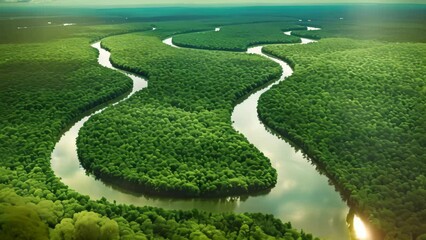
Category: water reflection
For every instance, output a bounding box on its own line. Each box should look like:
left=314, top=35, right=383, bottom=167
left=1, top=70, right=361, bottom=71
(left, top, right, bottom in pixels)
left=52, top=28, right=351, bottom=240
left=51, top=41, right=240, bottom=213
left=162, top=37, right=180, bottom=48
left=160, top=29, right=350, bottom=239
left=284, top=27, right=321, bottom=44
left=235, top=42, right=349, bottom=239
left=353, top=215, right=371, bottom=240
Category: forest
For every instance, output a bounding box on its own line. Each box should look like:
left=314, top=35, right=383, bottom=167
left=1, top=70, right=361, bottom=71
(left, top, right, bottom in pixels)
left=77, top=32, right=281, bottom=197
left=289, top=17, right=426, bottom=43
left=1, top=4, right=425, bottom=240
left=1, top=167, right=315, bottom=239
left=172, top=22, right=303, bottom=51
left=0, top=14, right=316, bottom=240
left=260, top=38, right=426, bottom=239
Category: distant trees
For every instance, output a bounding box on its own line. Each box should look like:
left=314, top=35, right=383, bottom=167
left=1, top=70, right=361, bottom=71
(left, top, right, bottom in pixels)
left=260, top=38, right=426, bottom=238
left=172, top=22, right=304, bottom=51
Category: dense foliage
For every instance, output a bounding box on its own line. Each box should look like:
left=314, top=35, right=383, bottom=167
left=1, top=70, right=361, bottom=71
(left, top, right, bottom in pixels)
left=77, top=33, right=281, bottom=197
left=260, top=38, right=426, bottom=239
left=0, top=167, right=316, bottom=240
left=0, top=19, right=315, bottom=239
left=0, top=36, right=136, bottom=174
left=2, top=5, right=425, bottom=239
left=290, top=18, right=426, bottom=43
left=172, top=22, right=303, bottom=51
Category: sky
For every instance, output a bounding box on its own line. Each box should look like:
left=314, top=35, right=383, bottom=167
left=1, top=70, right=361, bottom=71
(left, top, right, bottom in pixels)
left=0, top=0, right=424, bottom=6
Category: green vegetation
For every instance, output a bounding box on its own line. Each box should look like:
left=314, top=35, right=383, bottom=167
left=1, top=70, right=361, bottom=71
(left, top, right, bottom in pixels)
left=0, top=15, right=316, bottom=239
left=289, top=5, right=426, bottom=43
left=172, top=22, right=303, bottom=51
left=77, top=32, right=281, bottom=197
left=0, top=33, right=140, bottom=174
left=0, top=19, right=155, bottom=44
left=291, top=19, right=426, bottom=43
left=260, top=38, right=426, bottom=239
left=0, top=168, right=315, bottom=240
left=1, top=4, right=425, bottom=240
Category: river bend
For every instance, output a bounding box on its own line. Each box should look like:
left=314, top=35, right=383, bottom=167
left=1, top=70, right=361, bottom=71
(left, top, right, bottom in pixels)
left=51, top=28, right=365, bottom=240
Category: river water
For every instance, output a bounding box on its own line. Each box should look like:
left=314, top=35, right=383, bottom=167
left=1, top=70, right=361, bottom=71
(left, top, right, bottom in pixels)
left=51, top=29, right=372, bottom=240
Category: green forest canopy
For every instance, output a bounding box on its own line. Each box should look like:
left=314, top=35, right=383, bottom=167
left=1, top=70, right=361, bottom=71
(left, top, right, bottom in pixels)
left=260, top=38, right=426, bottom=239
left=1, top=5, right=425, bottom=240
left=0, top=17, right=316, bottom=240
left=172, top=22, right=303, bottom=51
left=77, top=32, right=281, bottom=197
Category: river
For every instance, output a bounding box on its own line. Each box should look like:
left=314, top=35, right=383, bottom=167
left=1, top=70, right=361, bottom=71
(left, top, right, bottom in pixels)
left=51, top=28, right=371, bottom=240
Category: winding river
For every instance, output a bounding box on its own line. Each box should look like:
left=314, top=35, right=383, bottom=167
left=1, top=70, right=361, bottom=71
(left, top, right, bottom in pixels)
left=51, top=28, right=370, bottom=240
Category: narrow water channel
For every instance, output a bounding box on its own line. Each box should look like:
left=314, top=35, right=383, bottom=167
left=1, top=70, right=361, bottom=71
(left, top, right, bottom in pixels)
left=51, top=28, right=370, bottom=240
left=230, top=32, right=350, bottom=240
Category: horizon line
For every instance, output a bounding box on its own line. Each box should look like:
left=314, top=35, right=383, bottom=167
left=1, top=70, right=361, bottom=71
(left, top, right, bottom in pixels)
left=1, top=2, right=425, bottom=8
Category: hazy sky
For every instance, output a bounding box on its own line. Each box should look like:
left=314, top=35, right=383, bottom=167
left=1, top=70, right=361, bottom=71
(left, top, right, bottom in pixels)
left=0, top=0, right=424, bottom=5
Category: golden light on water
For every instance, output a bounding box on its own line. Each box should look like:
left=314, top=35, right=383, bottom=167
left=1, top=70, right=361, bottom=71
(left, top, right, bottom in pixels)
left=353, top=215, right=369, bottom=239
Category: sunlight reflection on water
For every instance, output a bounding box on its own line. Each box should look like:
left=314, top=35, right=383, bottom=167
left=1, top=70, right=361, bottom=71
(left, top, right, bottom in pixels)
left=353, top=215, right=371, bottom=240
